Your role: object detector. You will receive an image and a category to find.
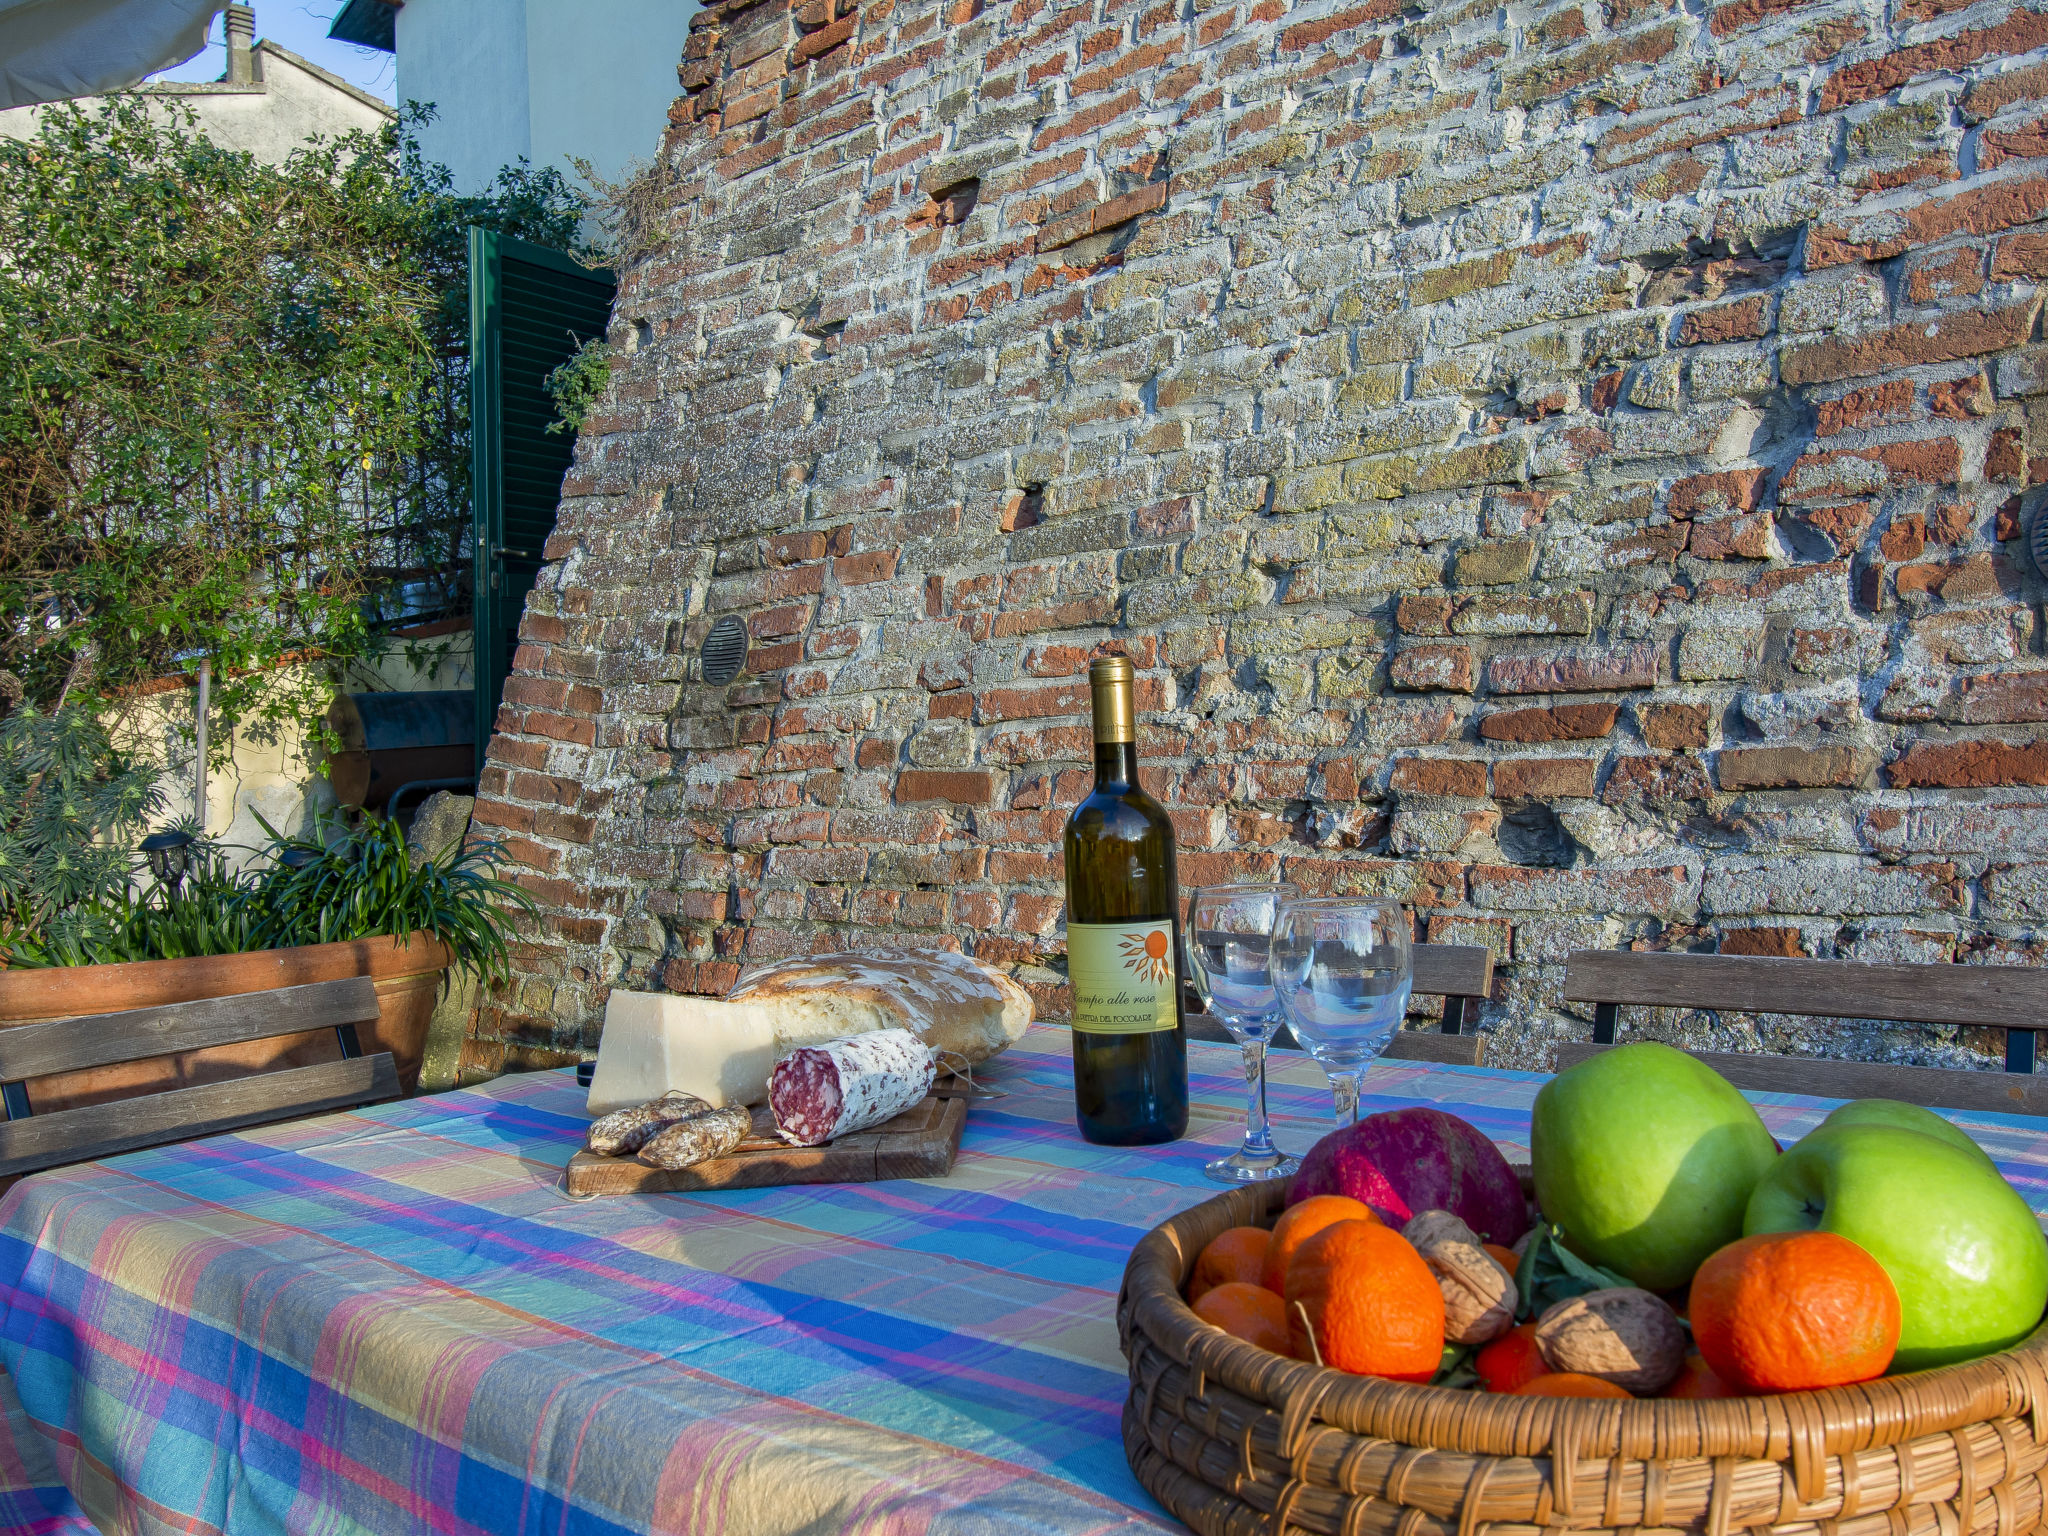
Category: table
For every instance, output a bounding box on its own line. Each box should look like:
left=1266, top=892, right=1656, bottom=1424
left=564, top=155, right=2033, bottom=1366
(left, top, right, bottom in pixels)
left=5, top=1028, right=2048, bottom=1536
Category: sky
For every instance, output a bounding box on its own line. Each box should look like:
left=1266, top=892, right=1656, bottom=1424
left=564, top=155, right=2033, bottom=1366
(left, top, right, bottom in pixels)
left=147, top=3, right=395, bottom=101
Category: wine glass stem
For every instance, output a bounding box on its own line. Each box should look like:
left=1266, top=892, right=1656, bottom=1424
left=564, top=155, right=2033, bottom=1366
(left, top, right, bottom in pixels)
left=1239, top=1037, right=1276, bottom=1158
left=1329, top=1069, right=1362, bottom=1126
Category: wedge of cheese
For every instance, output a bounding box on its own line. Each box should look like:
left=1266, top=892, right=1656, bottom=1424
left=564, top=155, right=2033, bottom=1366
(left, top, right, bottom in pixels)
left=584, top=992, right=782, bottom=1115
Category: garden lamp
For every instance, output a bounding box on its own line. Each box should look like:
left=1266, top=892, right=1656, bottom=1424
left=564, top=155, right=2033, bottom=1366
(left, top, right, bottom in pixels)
left=140, top=829, right=194, bottom=895
left=278, top=847, right=320, bottom=870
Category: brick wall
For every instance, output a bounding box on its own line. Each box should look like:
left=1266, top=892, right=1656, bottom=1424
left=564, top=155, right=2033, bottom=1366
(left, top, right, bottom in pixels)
left=462, top=0, right=2048, bottom=1078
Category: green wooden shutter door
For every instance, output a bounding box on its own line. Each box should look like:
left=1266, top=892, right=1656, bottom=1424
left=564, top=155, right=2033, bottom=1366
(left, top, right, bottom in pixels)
left=469, top=228, right=618, bottom=771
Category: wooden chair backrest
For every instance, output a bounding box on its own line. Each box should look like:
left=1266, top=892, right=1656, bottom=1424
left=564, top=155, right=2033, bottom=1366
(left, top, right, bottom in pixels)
left=0, top=976, right=399, bottom=1178
left=1185, top=942, right=1496, bottom=1067
left=1560, top=950, right=2048, bottom=1116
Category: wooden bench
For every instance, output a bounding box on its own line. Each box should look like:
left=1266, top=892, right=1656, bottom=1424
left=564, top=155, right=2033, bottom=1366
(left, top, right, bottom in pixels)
left=1185, top=942, right=1495, bottom=1066
left=1558, top=949, right=2048, bottom=1116
left=0, top=976, right=400, bottom=1179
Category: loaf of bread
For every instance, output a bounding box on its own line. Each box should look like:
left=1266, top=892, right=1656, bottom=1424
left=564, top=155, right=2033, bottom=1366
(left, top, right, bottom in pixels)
left=585, top=949, right=1031, bottom=1115
left=727, top=948, right=1032, bottom=1066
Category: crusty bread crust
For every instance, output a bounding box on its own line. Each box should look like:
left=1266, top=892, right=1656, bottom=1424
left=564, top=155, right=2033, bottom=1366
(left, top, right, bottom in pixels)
left=728, top=949, right=1033, bottom=1066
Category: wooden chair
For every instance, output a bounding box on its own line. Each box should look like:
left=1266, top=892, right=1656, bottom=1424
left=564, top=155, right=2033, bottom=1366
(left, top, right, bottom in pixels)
left=0, top=976, right=400, bottom=1179
left=1185, top=942, right=1496, bottom=1067
left=1558, top=949, right=2048, bottom=1116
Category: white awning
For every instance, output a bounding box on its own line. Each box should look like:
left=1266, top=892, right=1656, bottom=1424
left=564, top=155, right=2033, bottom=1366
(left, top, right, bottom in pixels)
left=0, top=0, right=228, bottom=110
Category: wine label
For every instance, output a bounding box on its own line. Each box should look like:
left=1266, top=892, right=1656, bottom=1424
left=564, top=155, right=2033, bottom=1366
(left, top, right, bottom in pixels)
left=1067, top=920, right=1178, bottom=1034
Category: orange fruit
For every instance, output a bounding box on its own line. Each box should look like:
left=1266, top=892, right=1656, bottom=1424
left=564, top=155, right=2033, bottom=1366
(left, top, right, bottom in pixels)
left=1689, top=1232, right=1900, bottom=1393
left=1192, top=1282, right=1290, bottom=1354
left=1262, top=1195, right=1376, bottom=1294
left=1665, top=1353, right=1740, bottom=1399
left=1511, top=1372, right=1633, bottom=1399
left=1475, top=1322, right=1548, bottom=1393
left=1188, top=1227, right=1272, bottom=1304
left=1484, top=1242, right=1519, bottom=1278
left=1284, top=1219, right=1444, bottom=1381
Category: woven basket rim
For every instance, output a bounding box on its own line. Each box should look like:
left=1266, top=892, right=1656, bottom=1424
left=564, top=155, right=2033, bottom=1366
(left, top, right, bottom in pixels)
left=1121, top=1181, right=2048, bottom=1460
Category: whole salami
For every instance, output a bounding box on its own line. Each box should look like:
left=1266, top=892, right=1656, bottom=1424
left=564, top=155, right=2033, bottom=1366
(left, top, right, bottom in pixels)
left=638, top=1104, right=753, bottom=1169
left=586, top=1090, right=712, bottom=1156
left=769, top=1029, right=936, bottom=1146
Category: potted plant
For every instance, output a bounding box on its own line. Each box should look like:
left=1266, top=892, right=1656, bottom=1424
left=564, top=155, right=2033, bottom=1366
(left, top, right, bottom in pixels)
left=0, top=707, right=531, bottom=1109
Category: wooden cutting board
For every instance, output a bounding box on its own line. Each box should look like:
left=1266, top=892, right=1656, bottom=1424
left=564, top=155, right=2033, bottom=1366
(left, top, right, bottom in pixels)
left=562, top=1093, right=968, bottom=1196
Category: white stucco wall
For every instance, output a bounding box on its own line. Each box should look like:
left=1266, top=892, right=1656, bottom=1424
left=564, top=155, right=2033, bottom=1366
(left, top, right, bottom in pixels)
left=395, top=0, right=693, bottom=194
left=0, top=42, right=391, bottom=155
left=113, top=632, right=477, bottom=869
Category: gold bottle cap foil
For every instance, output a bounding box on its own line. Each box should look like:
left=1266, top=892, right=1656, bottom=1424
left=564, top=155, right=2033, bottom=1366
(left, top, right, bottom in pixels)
left=1089, top=655, right=1135, bottom=744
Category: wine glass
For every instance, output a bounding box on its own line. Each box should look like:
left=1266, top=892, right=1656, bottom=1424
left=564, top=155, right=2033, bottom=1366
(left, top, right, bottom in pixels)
left=1185, top=882, right=1301, bottom=1184
left=1270, top=898, right=1413, bottom=1126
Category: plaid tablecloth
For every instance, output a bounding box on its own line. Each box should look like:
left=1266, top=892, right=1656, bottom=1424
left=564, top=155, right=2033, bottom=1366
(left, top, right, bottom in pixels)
left=5, top=1026, right=2048, bottom=1536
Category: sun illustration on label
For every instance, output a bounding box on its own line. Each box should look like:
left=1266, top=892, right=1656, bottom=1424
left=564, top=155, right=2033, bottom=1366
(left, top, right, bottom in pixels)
left=1118, top=929, right=1173, bottom=983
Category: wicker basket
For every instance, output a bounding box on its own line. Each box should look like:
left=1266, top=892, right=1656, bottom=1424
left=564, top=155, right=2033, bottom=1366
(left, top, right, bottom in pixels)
left=1119, top=1181, right=2048, bottom=1536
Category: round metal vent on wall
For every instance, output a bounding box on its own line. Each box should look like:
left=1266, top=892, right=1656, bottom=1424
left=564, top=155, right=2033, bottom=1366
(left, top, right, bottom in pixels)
left=699, top=615, right=749, bottom=687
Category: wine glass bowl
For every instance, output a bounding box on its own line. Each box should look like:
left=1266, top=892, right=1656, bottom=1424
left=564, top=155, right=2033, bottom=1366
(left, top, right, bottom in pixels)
left=1187, top=882, right=1300, bottom=1184
left=1270, top=897, right=1414, bottom=1125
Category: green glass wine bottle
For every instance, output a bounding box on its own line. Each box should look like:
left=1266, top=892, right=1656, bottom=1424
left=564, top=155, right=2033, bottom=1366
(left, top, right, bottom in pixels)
left=1061, top=655, right=1188, bottom=1145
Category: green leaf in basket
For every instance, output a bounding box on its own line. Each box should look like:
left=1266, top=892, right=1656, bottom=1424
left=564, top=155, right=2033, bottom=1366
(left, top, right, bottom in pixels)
left=1432, top=1340, right=1480, bottom=1390
left=1514, top=1225, right=1635, bottom=1321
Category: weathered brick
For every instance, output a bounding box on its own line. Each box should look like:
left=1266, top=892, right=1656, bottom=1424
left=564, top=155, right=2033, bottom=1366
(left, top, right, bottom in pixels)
left=1720, top=925, right=1806, bottom=957
left=1639, top=701, right=1712, bottom=749
left=1389, top=644, right=1476, bottom=693
left=1716, top=744, right=1878, bottom=790
left=1780, top=305, right=2037, bottom=385
left=1390, top=757, right=1489, bottom=797
left=1477, top=702, right=1620, bottom=742
left=1809, top=178, right=2048, bottom=266
left=1779, top=438, right=1962, bottom=501
left=1492, top=756, right=1600, bottom=799
left=1815, top=379, right=1913, bottom=436
left=1486, top=644, right=1660, bottom=695
left=1678, top=295, right=1771, bottom=345
left=1889, top=738, right=2048, bottom=787
left=1667, top=467, right=1765, bottom=517
left=896, top=769, right=999, bottom=803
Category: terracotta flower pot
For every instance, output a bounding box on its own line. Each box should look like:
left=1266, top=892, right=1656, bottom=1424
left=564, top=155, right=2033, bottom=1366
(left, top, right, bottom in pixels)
left=0, top=934, right=453, bottom=1112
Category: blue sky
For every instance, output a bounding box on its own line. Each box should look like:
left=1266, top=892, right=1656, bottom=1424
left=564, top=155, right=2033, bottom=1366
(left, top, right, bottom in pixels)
left=148, top=3, right=395, bottom=101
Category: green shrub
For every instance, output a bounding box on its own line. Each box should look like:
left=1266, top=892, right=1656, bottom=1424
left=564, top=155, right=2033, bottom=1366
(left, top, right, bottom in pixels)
left=244, top=811, right=535, bottom=987
left=0, top=705, right=162, bottom=959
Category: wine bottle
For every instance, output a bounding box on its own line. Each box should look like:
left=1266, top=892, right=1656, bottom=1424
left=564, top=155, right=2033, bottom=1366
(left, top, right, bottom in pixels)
left=1062, top=655, right=1189, bottom=1145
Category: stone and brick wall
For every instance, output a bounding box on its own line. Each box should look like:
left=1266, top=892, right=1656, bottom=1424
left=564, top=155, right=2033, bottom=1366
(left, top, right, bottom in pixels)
left=463, top=0, right=2048, bottom=1077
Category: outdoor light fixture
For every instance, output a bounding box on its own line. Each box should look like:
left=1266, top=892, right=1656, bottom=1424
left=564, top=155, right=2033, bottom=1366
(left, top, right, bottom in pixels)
left=278, top=847, right=321, bottom=871
left=140, top=829, right=194, bottom=895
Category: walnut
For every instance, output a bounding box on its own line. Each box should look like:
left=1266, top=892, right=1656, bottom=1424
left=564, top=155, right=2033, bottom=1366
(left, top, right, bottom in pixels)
left=1533, top=1287, right=1686, bottom=1394
left=1403, top=1209, right=1516, bottom=1345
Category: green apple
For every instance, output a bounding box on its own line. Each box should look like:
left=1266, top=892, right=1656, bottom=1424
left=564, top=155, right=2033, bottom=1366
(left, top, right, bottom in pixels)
left=1532, top=1042, right=1779, bottom=1291
left=1748, top=1124, right=2048, bottom=1372
left=1818, top=1098, right=1993, bottom=1168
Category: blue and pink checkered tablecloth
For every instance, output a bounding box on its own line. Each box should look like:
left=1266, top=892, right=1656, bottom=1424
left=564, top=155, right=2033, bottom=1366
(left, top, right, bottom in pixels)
left=4, top=1026, right=2048, bottom=1535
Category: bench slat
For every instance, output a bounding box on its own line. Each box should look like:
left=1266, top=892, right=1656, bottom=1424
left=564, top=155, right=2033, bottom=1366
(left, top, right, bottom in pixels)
left=1184, top=1012, right=1484, bottom=1066
left=0, top=1053, right=399, bottom=1178
left=1554, top=1042, right=2048, bottom=1118
left=1412, top=944, right=1492, bottom=1000
left=1563, top=950, right=2047, bottom=1032
left=0, top=977, right=380, bottom=1084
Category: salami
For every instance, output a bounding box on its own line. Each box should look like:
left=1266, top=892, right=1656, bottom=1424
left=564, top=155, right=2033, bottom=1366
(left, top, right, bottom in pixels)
left=586, top=1090, right=712, bottom=1156
left=769, top=1028, right=936, bottom=1146
left=638, top=1104, right=752, bottom=1169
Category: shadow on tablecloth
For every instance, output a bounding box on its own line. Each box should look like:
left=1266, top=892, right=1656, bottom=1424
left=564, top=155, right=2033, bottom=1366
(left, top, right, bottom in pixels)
left=0, top=1360, right=95, bottom=1534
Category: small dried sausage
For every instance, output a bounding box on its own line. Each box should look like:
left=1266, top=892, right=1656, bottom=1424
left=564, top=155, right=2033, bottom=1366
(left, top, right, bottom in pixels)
left=769, top=1029, right=935, bottom=1146
left=638, top=1104, right=752, bottom=1170
left=586, top=1090, right=712, bottom=1156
